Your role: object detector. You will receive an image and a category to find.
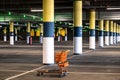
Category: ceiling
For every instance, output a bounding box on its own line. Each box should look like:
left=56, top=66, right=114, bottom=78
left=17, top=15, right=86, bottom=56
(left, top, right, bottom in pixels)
left=0, top=0, right=120, bottom=24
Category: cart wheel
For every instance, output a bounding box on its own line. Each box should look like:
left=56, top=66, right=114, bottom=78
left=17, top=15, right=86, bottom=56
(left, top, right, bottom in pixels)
left=40, top=72, right=44, bottom=76
left=59, top=73, right=64, bottom=78
left=37, top=72, right=40, bottom=76
left=64, top=72, right=67, bottom=76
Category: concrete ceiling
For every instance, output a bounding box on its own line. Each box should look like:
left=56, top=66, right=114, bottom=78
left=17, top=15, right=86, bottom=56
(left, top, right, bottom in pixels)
left=0, top=0, right=120, bottom=23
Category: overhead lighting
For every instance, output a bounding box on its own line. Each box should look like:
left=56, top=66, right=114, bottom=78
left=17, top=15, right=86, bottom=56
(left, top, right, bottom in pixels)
left=31, top=8, right=43, bottom=12
left=8, top=12, right=11, bottom=15
left=107, top=6, right=120, bottom=10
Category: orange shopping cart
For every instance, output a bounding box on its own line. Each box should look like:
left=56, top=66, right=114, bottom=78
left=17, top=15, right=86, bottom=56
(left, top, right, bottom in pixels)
left=37, top=50, right=70, bottom=77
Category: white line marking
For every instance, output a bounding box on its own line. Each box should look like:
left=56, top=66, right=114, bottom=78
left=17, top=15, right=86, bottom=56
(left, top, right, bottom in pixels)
left=68, top=50, right=93, bottom=59
left=5, top=66, right=46, bottom=80
left=68, top=72, right=120, bottom=75
left=5, top=50, right=92, bottom=80
left=83, top=50, right=93, bottom=53
left=0, top=70, right=25, bottom=72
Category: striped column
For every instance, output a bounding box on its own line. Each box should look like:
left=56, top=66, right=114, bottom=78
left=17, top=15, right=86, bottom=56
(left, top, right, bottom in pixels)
left=119, top=25, right=120, bottom=42
left=65, top=28, right=67, bottom=41
left=116, top=24, right=119, bottom=43
left=99, top=20, right=104, bottom=47
left=9, top=22, right=14, bottom=45
left=40, top=24, right=43, bottom=44
left=3, top=27, right=7, bottom=42
left=110, top=21, right=113, bottom=45
left=105, top=20, right=109, bottom=46
left=43, top=0, right=54, bottom=64
left=73, top=0, right=82, bottom=55
left=58, top=28, right=61, bottom=42
left=89, top=9, right=96, bottom=50
left=113, top=23, right=116, bottom=44
left=15, top=27, right=18, bottom=41
left=27, top=22, right=30, bottom=44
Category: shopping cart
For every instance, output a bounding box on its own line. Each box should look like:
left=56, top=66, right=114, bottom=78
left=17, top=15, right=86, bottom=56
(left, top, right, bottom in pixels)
left=37, top=50, right=70, bottom=77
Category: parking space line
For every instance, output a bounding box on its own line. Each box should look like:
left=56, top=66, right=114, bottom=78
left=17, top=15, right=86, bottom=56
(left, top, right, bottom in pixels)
left=5, top=50, right=92, bottom=80
left=5, top=66, right=46, bottom=80
left=0, top=69, right=25, bottom=72
left=68, top=50, right=93, bottom=59
left=68, top=72, right=120, bottom=75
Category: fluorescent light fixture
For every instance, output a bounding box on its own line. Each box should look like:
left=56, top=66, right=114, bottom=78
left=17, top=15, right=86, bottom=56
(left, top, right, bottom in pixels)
left=31, top=9, right=43, bottom=12
left=107, top=7, right=120, bottom=10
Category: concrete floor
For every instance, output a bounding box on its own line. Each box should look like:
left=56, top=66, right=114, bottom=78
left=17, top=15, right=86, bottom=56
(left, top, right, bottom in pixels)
left=0, top=41, right=120, bottom=80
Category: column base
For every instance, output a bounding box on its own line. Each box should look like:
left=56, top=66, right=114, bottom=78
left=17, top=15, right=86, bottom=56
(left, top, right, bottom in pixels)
left=74, top=53, right=82, bottom=55
left=89, top=48, right=95, bottom=50
left=43, top=63, right=54, bottom=65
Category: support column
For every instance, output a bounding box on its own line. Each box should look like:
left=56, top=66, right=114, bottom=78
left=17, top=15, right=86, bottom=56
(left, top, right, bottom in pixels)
left=58, top=28, right=61, bottom=42
left=43, top=0, right=54, bottom=64
left=15, top=27, right=18, bottom=41
left=27, top=22, right=30, bottom=44
left=73, top=0, right=82, bottom=54
left=119, top=25, right=120, bottom=42
left=105, top=20, right=109, bottom=46
left=89, top=9, right=96, bottom=50
left=110, top=21, right=113, bottom=45
left=116, top=24, right=119, bottom=43
left=99, top=20, right=104, bottom=47
left=113, top=23, right=116, bottom=44
left=3, top=27, right=7, bottom=42
left=65, top=28, right=67, bottom=41
left=9, top=22, right=14, bottom=45
left=40, top=24, right=43, bottom=44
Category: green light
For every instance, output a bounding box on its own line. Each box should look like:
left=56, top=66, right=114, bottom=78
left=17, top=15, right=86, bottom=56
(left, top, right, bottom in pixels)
left=60, top=22, right=62, bottom=24
left=33, top=16, right=35, bottom=19
left=40, top=18, right=43, bottom=21
left=8, top=12, right=11, bottom=15
left=23, top=15, right=26, bottom=18
left=65, top=22, right=67, bottom=25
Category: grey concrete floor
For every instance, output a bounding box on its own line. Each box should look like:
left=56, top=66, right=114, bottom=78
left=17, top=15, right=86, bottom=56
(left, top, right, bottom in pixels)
left=0, top=41, right=120, bottom=80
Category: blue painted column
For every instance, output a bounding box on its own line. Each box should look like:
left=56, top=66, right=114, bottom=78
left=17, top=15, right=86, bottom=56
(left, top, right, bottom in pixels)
left=26, top=22, right=30, bottom=44
left=15, top=27, right=18, bottom=41
left=58, top=28, right=61, bottom=42
left=40, top=24, right=43, bottom=44
left=89, top=9, right=96, bottom=49
left=43, top=0, right=54, bottom=64
left=118, top=25, right=120, bottom=42
left=99, top=20, right=104, bottom=47
left=110, top=21, right=113, bottom=45
left=3, top=27, right=7, bottom=42
left=9, top=22, right=14, bottom=45
left=113, top=23, right=116, bottom=44
left=65, top=28, right=67, bottom=41
left=73, top=0, right=82, bottom=55
left=116, top=24, right=119, bottom=43
left=105, top=20, right=109, bottom=46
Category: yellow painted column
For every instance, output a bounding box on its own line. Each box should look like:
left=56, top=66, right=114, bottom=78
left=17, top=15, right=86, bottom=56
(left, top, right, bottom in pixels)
left=3, top=27, right=7, bottom=42
left=119, top=25, right=120, bottom=42
left=116, top=24, right=119, bottom=43
left=27, top=22, right=31, bottom=44
left=105, top=20, right=109, bottom=46
left=43, top=0, right=54, bottom=64
left=9, top=22, right=14, bottom=45
left=99, top=20, right=104, bottom=47
left=89, top=9, right=96, bottom=49
left=73, top=0, right=82, bottom=54
left=15, top=27, right=18, bottom=41
left=110, top=21, right=113, bottom=45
